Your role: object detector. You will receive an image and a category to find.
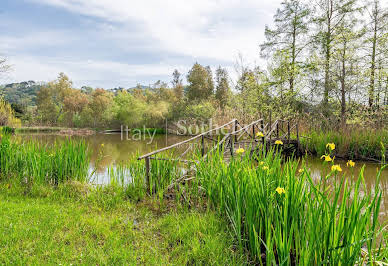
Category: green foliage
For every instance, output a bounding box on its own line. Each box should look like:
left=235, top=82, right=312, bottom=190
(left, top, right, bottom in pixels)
left=183, top=100, right=215, bottom=122
left=0, top=136, right=90, bottom=184
left=186, top=63, right=214, bottom=102
left=301, top=129, right=388, bottom=160
left=196, top=148, right=385, bottom=264
left=0, top=81, right=42, bottom=107
left=0, top=97, right=21, bottom=127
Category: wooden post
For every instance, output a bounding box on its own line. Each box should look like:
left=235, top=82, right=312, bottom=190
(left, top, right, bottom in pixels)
left=287, top=121, right=290, bottom=144
left=234, top=120, right=238, bottom=142
left=201, top=135, right=205, bottom=157
left=230, top=135, right=234, bottom=157
left=252, top=124, right=255, bottom=140
left=145, top=156, right=150, bottom=193
left=260, top=120, right=264, bottom=133
left=276, top=122, right=279, bottom=138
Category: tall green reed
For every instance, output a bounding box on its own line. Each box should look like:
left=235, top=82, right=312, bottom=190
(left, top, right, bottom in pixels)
left=301, top=129, right=388, bottom=160
left=196, top=147, right=385, bottom=264
left=0, top=135, right=90, bottom=184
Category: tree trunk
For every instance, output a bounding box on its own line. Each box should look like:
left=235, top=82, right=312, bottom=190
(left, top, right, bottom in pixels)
left=369, top=5, right=378, bottom=108
left=341, top=44, right=346, bottom=128
left=323, top=1, right=332, bottom=109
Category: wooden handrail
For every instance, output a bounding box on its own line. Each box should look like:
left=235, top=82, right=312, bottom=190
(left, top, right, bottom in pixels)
left=138, top=119, right=237, bottom=160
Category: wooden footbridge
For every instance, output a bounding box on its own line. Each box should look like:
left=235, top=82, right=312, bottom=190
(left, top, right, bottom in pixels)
left=138, top=118, right=301, bottom=185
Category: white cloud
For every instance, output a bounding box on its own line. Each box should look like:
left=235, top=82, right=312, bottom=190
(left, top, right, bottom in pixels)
left=3, top=55, right=190, bottom=88
left=29, top=0, right=281, bottom=63
left=4, top=0, right=282, bottom=87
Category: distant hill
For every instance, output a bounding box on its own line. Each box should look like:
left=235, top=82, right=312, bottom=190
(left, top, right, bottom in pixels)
left=0, top=81, right=44, bottom=107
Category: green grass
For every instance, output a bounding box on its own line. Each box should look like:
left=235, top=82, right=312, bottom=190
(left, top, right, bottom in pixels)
left=195, top=147, right=386, bottom=264
left=301, top=129, right=388, bottom=161
left=0, top=185, right=245, bottom=265
left=15, top=127, right=64, bottom=133
left=1, top=136, right=386, bottom=264
left=0, top=136, right=89, bottom=184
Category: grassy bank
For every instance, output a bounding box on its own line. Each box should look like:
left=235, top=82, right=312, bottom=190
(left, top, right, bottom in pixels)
left=301, top=129, right=388, bottom=161
left=0, top=186, right=244, bottom=265
left=0, top=136, right=387, bottom=264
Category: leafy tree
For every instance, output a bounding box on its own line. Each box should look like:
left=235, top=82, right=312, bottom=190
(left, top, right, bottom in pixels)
left=172, top=69, right=184, bottom=100
left=313, top=0, right=360, bottom=109
left=63, top=89, right=89, bottom=126
left=186, top=63, right=214, bottom=102
left=215, top=66, right=231, bottom=109
left=331, top=14, right=361, bottom=126
left=0, top=97, right=21, bottom=127
left=88, top=88, right=114, bottom=127
left=261, top=0, right=310, bottom=93
left=36, top=73, right=73, bottom=124
left=363, top=0, right=388, bottom=107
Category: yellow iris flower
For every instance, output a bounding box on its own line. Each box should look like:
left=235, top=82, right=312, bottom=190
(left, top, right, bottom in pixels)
left=346, top=160, right=355, bottom=167
left=275, top=140, right=283, bottom=145
left=331, top=164, right=342, bottom=172
left=276, top=187, right=285, bottom=195
left=298, top=168, right=304, bottom=173
left=262, top=166, right=269, bottom=171
left=320, top=155, right=332, bottom=162
left=256, top=131, right=264, bottom=138
left=236, top=148, right=245, bottom=154
left=326, top=143, right=335, bottom=150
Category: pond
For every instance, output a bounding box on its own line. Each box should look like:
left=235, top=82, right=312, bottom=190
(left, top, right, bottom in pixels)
left=15, top=133, right=387, bottom=222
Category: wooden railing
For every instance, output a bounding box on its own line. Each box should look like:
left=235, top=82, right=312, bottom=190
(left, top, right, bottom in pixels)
left=138, top=118, right=300, bottom=190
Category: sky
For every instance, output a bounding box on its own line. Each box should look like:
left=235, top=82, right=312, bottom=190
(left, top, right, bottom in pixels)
left=0, top=0, right=282, bottom=88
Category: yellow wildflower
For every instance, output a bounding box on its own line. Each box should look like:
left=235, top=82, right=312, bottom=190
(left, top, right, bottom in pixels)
left=262, top=166, right=269, bottom=171
left=346, top=160, right=355, bottom=167
left=331, top=164, right=342, bottom=172
left=256, top=131, right=264, bottom=138
left=101, top=143, right=105, bottom=147
left=320, top=155, right=332, bottom=162
left=236, top=148, right=245, bottom=154
left=275, top=140, right=283, bottom=145
left=326, top=143, right=335, bottom=150
left=276, top=187, right=285, bottom=195
left=298, top=168, right=304, bottom=173
left=259, top=161, right=265, bottom=165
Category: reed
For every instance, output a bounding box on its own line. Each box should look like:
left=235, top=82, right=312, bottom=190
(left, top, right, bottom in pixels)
left=195, top=147, right=385, bottom=264
left=301, top=129, right=388, bottom=161
left=0, top=136, right=90, bottom=184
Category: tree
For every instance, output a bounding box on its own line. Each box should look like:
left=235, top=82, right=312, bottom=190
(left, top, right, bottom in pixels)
left=36, top=73, right=73, bottom=124
left=260, top=0, right=310, bottom=93
left=63, top=89, right=89, bottom=126
left=88, top=88, right=113, bottom=127
left=313, top=0, right=359, bottom=108
left=215, top=66, right=230, bottom=109
left=186, top=63, right=214, bottom=102
left=171, top=69, right=184, bottom=100
left=364, top=0, right=388, bottom=107
left=331, top=14, right=361, bottom=126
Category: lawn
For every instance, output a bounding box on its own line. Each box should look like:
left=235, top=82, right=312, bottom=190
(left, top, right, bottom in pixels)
left=0, top=193, right=245, bottom=265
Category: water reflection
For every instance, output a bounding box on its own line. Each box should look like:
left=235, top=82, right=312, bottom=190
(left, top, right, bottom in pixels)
left=15, top=133, right=387, bottom=222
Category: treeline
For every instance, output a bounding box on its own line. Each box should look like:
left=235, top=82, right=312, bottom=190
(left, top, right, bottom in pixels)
left=3, top=0, right=388, bottom=130
left=27, top=64, right=231, bottom=128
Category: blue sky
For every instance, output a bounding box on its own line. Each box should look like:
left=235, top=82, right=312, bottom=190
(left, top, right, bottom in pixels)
left=1, top=0, right=281, bottom=88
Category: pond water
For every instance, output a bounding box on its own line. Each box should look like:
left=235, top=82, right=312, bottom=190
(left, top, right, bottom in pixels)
left=15, top=133, right=387, bottom=222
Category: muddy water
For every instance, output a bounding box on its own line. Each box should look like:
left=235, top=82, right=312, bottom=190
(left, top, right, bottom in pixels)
left=16, top=133, right=388, bottom=223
